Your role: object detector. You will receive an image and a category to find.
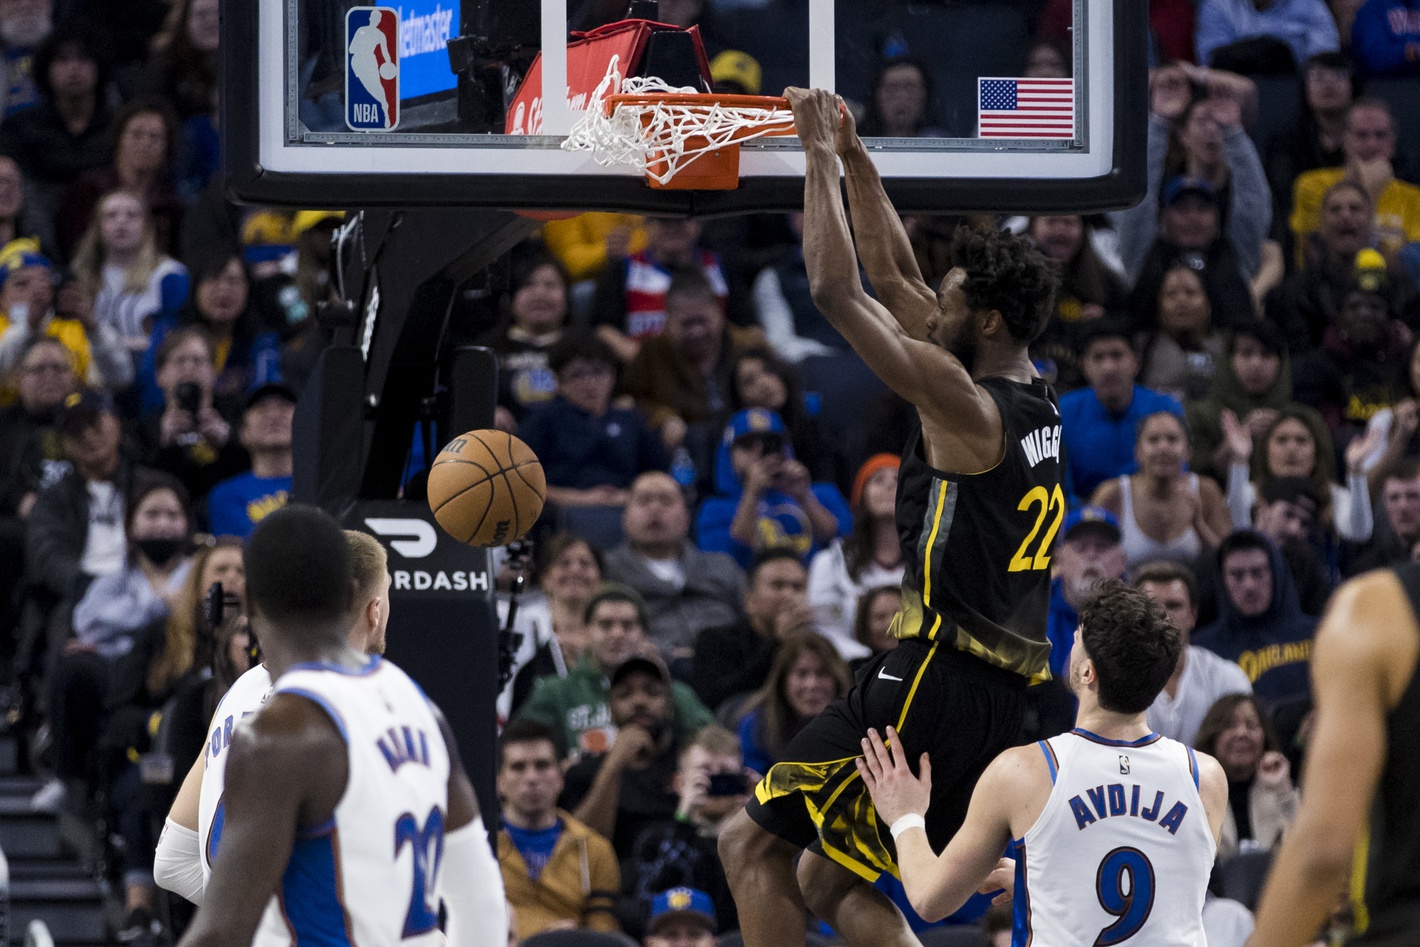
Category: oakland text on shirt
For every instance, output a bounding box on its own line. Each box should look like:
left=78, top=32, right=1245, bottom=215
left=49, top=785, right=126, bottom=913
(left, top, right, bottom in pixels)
left=246, top=489, right=290, bottom=526
left=1020, top=424, right=1062, bottom=469
left=1068, top=781, right=1190, bottom=835
left=1236, top=639, right=1313, bottom=683
left=377, top=725, right=434, bottom=772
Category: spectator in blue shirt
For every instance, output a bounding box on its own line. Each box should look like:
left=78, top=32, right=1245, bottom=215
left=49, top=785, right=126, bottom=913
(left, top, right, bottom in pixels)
left=696, top=408, right=851, bottom=568
left=518, top=331, right=669, bottom=512
left=1196, top=0, right=1341, bottom=69
left=205, top=382, right=293, bottom=537
left=1350, top=0, right=1420, bottom=75
left=1060, top=320, right=1184, bottom=505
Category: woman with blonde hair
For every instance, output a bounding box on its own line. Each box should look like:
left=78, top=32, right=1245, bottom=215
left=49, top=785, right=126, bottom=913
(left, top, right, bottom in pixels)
left=69, top=189, right=188, bottom=351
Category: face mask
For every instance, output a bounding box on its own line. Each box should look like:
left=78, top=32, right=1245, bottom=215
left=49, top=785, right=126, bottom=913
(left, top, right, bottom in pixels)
left=134, top=537, right=184, bottom=567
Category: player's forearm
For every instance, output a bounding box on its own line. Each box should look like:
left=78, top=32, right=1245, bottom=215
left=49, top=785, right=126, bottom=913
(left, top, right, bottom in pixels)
left=801, top=145, right=867, bottom=312
left=893, top=828, right=966, bottom=923
left=840, top=145, right=932, bottom=340
left=1247, top=821, right=1351, bottom=947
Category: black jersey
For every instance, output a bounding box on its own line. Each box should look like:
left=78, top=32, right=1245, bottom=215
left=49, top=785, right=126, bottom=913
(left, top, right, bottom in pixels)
left=889, top=375, right=1061, bottom=680
left=1348, top=563, right=1420, bottom=946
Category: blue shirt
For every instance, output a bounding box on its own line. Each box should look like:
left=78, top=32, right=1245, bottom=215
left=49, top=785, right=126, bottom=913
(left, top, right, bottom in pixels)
left=206, top=472, right=292, bottom=538
left=1059, top=385, right=1183, bottom=504
left=1046, top=578, right=1080, bottom=679
left=503, top=820, right=564, bottom=882
left=696, top=484, right=852, bottom=569
left=517, top=397, right=668, bottom=490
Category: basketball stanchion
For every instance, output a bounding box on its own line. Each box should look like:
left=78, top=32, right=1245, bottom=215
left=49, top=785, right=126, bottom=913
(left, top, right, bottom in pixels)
left=563, top=56, right=799, bottom=189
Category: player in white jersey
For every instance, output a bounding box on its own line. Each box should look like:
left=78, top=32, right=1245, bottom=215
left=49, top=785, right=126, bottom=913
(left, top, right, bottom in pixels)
left=155, top=530, right=393, bottom=905
left=858, top=582, right=1228, bottom=947
left=176, top=505, right=506, bottom=947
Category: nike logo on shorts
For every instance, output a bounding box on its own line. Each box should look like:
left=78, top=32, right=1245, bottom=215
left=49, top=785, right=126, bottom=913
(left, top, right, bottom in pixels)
left=878, top=668, right=904, bottom=682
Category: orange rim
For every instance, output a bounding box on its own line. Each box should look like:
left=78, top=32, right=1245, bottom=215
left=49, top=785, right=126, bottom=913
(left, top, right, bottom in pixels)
left=603, top=92, right=791, bottom=117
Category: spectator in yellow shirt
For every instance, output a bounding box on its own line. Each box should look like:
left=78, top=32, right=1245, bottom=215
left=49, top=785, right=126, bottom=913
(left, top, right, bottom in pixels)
left=1291, top=98, right=1420, bottom=268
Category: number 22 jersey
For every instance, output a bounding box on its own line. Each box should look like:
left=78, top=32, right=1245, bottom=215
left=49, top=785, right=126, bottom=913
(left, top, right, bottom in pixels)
left=1013, top=730, right=1215, bottom=947
left=251, top=656, right=452, bottom=947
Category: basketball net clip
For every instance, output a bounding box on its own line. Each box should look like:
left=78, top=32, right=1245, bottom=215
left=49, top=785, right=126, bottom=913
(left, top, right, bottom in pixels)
left=562, top=55, right=798, bottom=189
left=497, top=540, right=535, bottom=688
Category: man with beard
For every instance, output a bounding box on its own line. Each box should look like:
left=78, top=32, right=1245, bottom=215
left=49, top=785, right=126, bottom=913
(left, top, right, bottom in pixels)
left=718, top=88, right=1062, bottom=947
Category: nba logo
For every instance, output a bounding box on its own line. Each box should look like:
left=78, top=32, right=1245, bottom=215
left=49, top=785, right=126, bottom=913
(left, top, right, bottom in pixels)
left=346, top=7, right=399, bottom=131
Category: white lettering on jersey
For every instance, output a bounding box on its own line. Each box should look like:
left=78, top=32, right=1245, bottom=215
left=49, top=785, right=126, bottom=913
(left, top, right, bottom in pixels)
left=1019, top=424, right=1061, bottom=468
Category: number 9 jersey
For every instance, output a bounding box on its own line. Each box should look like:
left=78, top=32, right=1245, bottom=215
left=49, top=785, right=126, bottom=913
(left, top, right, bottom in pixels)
left=253, top=657, right=452, bottom=947
left=1016, top=730, right=1215, bottom=947
left=890, top=376, right=1062, bottom=680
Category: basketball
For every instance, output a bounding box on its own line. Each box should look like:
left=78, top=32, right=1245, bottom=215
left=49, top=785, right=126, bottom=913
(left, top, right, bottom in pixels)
left=379, top=62, right=397, bottom=80
left=427, top=429, right=546, bottom=547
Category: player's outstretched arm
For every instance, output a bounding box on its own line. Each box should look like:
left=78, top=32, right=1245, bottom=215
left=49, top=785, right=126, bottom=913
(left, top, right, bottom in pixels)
left=1248, top=572, right=1410, bottom=947
left=177, top=695, right=348, bottom=947
left=837, top=117, right=938, bottom=342
left=435, top=710, right=510, bottom=947
left=154, top=753, right=206, bottom=903
left=785, top=88, right=995, bottom=435
left=858, top=727, right=1017, bottom=922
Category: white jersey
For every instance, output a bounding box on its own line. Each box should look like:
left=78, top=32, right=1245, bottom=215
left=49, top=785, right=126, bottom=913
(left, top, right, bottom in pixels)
left=251, top=656, right=452, bottom=947
left=198, top=663, right=274, bottom=887
left=1013, top=729, right=1215, bottom=947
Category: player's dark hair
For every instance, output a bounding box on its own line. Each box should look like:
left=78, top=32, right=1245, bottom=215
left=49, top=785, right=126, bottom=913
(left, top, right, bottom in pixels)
left=1132, top=561, right=1199, bottom=608
left=498, top=717, right=566, bottom=767
left=950, top=225, right=1057, bottom=344
left=1077, top=581, right=1181, bottom=714
left=665, top=266, right=720, bottom=307
left=245, top=504, right=354, bottom=628
left=747, top=547, right=806, bottom=585
left=549, top=330, right=617, bottom=374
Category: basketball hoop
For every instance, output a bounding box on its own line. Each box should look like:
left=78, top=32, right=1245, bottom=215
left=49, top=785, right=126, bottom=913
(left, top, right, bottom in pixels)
left=563, top=57, right=797, bottom=190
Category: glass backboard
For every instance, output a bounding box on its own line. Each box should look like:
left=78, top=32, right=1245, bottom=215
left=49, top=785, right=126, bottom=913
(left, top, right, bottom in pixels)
left=225, top=0, right=1147, bottom=214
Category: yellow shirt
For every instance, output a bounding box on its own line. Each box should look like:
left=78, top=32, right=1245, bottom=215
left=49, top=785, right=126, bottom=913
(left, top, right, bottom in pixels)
left=1291, top=168, right=1420, bottom=268
left=540, top=213, right=648, bottom=281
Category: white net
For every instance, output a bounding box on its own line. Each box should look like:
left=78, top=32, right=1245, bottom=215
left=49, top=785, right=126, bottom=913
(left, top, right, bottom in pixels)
left=561, top=55, right=795, bottom=185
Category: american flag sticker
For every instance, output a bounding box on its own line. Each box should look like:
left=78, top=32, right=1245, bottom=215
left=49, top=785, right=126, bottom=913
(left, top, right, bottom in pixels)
left=978, top=77, right=1075, bottom=139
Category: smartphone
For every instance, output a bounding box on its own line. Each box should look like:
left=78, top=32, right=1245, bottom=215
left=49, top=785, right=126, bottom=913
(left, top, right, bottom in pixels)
left=175, top=381, right=202, bottom=415
left=707, top=772, right=749, bottom=797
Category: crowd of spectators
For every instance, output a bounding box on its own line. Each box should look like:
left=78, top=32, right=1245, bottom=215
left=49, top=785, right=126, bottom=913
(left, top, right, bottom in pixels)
left=0, top=0, right=1414, bottom=945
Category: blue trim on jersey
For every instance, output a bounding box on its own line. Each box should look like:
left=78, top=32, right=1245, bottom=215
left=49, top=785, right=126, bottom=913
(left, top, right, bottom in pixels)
left=1037, top=740, right=1058, bottom=784
left=1186, top=746, right=1200, bottom=790
left=206, top=798, right=225, bottom=868
left=281, top=831, right=353, bottom=946
left=1071, top=728, right=1162, bottom=748
left=1010, top=838, right=1031, bottom=947
left=287, top=654, right=383, bottom=676
left=281, top=688, right=350, bottom=743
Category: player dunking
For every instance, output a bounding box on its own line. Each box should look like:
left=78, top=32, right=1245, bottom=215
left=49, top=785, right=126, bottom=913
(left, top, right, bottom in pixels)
left=859, top=582, right=1227, bottom=946
left=1248, top=564, right=1420, bottom=947
left=717, top=89, right=1062, bottom=947
left=177, top=506, right=505, bottom=947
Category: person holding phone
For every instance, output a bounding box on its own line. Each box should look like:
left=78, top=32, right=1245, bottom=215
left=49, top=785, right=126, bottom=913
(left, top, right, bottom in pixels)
left=623, top=725, right=753, bottom=935
left=695, top=408, right=851, bottom=569
left=134, top=325, right=245, bottom=511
